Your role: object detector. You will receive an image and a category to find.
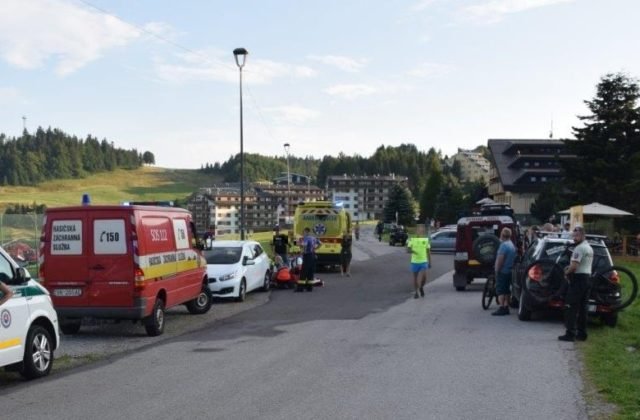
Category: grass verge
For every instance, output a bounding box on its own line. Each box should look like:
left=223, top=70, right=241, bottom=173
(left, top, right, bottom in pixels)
left=581, top=260, right=640, bottom=419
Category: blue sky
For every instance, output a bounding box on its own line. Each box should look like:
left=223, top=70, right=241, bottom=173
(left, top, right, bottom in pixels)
left=1, top=0, right=639, bottom=168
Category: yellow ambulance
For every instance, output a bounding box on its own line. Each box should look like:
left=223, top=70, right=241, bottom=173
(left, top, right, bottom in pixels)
left=292, top=202, right=352, bottom=267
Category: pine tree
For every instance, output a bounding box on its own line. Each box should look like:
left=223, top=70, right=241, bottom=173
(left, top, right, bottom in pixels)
left=383, top=184, right=415, bottom=226
left=562, top=73, right=640, bottom=214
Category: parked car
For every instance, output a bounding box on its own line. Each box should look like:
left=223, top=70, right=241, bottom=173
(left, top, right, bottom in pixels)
left=430, top=229, right=456, bottom=253
left=389, top=226, right=408, bottom=247
left=41, top=204, right=212, bottom=337
left=204, top=241, right=271, bottom=302
left=512, top=234, right=637, bottom=326
left=0, top=245, right=60, bottom=379
left=453, top=204, right=522, bottom=291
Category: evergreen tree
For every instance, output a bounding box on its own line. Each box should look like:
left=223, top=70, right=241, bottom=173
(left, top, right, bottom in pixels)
left=420, top=166, right=443, bottom=221
left=143, top=151, right=156, bottom=165
left=530, top=182, right=567, bottom=224
left=383, top=184, right=415, bottom=226
left=562, top=73, right=640, bottom=214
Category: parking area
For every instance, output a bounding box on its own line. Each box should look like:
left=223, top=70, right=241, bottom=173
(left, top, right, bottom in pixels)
left=55, top=294, right=271, bottom=359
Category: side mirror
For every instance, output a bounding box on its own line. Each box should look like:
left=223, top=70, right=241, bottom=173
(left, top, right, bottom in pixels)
left=16, top=267, right=29, bottom=283
left=243, top=256, right=255, bottom=266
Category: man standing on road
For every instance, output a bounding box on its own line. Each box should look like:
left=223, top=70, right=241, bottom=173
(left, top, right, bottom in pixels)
left=492, top=227, right=517, bottom=316
left=559, top=225, right=593, bottom=342
left=376, top=221, right=384, bottom=242
left=296, top=227, right=321, bottom=292
left=407, top=224, right=431, bottom=299
left=271, top=225, right=290, bottom=266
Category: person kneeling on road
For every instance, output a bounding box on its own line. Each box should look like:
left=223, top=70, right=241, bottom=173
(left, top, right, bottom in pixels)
left=407, top=224, right=431, bottom=299
left=492, top=227, right=517, bottom=316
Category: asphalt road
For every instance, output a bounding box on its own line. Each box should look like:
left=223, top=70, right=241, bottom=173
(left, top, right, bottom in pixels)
left=0, top=230, right=587, bottom=420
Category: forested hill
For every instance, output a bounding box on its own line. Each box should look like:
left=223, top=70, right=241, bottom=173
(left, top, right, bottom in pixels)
left=201, top=143, right=444, bottom=196
left=0, top=127, right=149, bottom=186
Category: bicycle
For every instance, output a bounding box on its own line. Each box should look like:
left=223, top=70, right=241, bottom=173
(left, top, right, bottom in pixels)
left=482, top=273, right=499, bottom=310
left=553, top=245, right=638, bottom=311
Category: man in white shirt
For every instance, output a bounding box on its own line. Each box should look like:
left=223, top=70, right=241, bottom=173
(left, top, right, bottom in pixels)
left=558, top=225, right=593, bottom=342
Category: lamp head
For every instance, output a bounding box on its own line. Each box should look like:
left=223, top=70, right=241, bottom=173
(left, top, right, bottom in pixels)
left=284, top=142, right=290, bottom=153
left=233, top=47, right=248, bottom=69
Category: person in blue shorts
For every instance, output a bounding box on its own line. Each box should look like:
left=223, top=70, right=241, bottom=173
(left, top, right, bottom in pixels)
left=492, top=227, right=517, bottom=316
left=407, top=224, right=431, bottom=299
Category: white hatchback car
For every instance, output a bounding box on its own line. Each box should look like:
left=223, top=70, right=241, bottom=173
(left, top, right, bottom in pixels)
left=0, top=246, right=60, bottom=379
left=204, top=241, right=272, bottom=302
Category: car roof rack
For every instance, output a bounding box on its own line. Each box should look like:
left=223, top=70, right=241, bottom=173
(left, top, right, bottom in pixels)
left=535, top=231, right=608, bottom=241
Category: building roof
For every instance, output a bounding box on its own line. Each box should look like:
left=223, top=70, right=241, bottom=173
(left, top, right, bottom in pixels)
left=488, top=139, right=571, bottom=193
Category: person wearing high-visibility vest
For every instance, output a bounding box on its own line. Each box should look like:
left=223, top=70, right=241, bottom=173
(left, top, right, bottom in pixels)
left=407, top=224, right=431, bottom=299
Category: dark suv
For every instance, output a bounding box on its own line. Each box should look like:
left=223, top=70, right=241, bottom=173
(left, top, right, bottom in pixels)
left=512, top=234, right=634, bottom=326
left=453, top=204, right=521, bottom=291
left=388, top=225, right=408, bottom=247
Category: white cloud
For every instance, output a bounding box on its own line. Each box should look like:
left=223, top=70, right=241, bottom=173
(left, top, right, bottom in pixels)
left=412, top=0, right=439, bottom=11
left=307, top=55, right=368, bottom=73
left=0, top=0, right=146, bottom=75
left=155, top=50, right=316, bottom=85
left=407, top=62, right=456, bottom=78
left=265, top=105, right=320, bottom=125
left=462, top=0, right=574, bottom=24
left=324, top=84, right=378, bottom=100
left=142, top=21, right=182, bottom=41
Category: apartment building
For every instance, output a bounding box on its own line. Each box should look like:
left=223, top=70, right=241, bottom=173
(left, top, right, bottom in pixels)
left=447, top=149, right=490, bottom=184
left=187, top=182, right=326, bottom=236
left=487, top=139, right=572, bottom=221
left=254, top=183, right=325, bottom=221
left=326, top=174, right=409, bottom=221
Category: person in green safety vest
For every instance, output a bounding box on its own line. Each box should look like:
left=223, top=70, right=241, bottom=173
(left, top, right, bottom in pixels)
left=407, top=224, right=431, bottom=299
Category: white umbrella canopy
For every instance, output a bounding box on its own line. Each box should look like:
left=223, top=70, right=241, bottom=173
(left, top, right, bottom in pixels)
left=558, top=202, right=634, bottom=217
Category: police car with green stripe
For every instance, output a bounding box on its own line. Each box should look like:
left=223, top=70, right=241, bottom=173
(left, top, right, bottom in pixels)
left=0, top=246, right=59, bottom=379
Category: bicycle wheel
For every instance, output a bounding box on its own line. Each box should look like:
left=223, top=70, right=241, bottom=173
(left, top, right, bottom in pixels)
left=482, top=276, right=495, bottom=310
left=591, top=266, right=638, bottom=311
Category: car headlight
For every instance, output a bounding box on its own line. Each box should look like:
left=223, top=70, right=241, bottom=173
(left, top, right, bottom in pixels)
left=219, top=271, right=239, bottom=282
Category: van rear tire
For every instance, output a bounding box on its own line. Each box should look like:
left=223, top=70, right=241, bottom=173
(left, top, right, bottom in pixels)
left=144, top=298, right=165, bottom=336
left=60, top=321, right=82, bottom=335
left=186, top=283, right=212, bottom=315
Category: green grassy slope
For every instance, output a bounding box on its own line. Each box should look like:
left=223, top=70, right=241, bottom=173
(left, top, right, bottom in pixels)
left=0, top=167, right=219, bottom=209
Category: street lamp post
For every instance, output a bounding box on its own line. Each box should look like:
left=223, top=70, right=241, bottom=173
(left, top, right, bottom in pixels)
left=284, top=142, right=290, bottom=223
left=233, top=47, right=248, bottom=240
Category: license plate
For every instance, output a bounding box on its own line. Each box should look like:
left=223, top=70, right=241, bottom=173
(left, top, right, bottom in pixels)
left=54, top=288, right=82, bottom=297
left=588, top=304, right=597, bottom=312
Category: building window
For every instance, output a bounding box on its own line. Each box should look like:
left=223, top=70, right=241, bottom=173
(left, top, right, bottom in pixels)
left=530, top=176, right=537, bottom=182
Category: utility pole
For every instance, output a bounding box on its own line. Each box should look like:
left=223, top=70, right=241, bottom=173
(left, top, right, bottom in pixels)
left=22, top=116, right=27, bottom=132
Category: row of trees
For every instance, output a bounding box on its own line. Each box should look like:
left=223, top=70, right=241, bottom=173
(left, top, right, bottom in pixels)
left=200, top=154, right=320, bottom=184
left=203, top=144, right=488, bottom=226
left=0, top=127, right=153, bottom=186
